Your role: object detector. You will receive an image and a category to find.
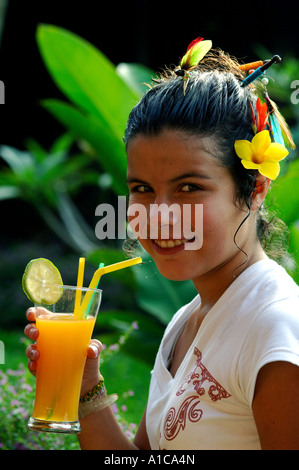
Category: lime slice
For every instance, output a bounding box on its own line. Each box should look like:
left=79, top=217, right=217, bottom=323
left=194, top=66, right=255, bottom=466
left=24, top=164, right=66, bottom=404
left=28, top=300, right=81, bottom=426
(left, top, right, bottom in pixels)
left=22, top=258, right=63, bottom=305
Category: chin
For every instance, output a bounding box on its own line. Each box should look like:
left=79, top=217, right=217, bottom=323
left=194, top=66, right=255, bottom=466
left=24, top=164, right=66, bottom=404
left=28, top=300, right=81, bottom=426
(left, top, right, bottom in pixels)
left=153, top=262, right=196, bottom=282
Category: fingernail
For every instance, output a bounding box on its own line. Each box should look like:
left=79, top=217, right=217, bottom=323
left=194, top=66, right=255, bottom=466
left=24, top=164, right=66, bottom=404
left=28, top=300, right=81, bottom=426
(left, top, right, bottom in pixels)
left=90, top=344, right=99, bottom=357
left=26, top=308, right=35, bottom=319
left=29, top=325, right=38, bottom=339
left=30, top=349, right=36, bottom=360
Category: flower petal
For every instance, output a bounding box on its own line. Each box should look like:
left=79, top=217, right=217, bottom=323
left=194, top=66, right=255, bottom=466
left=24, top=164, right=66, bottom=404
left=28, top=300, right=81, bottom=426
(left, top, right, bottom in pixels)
left=234, top=140, right=253, bottom=161
left=241, top=159, right=260, bottom=170
left=251, top=130, right=271, bottom=161
left=263, top=143, right=289, bottom=162
left=259, top=161, right=280, bottom=180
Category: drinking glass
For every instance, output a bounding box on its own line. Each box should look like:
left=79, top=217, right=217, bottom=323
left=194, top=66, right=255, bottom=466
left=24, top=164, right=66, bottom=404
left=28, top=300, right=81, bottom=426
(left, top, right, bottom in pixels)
left=27, top=284, right=101, bottom=434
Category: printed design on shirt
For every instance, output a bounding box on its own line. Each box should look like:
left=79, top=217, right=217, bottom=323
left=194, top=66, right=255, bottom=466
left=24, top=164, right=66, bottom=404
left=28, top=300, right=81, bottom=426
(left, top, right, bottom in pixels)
left=176, top=347, right=231, bottom=401
left=163, top=395, right=202, bottom=441
left=163, top=347, right=231, bottom=441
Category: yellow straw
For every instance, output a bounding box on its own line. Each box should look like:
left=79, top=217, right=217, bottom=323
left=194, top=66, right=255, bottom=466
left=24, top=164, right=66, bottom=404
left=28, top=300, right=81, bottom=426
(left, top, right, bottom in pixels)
left=74, top=257, right=85, bottom=319
left=78, top=257, right=142, bottom=316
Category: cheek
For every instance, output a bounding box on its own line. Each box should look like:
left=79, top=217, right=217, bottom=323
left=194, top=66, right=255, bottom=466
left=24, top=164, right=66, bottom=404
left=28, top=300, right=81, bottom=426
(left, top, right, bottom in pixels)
left=201, top=200, right=239, bottom=247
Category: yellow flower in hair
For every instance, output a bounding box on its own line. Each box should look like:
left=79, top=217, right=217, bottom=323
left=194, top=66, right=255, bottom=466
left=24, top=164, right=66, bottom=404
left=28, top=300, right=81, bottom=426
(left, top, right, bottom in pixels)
left=234, top=130, right=289, bottom=180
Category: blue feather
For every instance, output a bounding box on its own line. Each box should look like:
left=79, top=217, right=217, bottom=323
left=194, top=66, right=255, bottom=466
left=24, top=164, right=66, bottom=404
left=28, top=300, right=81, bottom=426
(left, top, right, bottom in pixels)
left=269, top=114, right=285, bottom=146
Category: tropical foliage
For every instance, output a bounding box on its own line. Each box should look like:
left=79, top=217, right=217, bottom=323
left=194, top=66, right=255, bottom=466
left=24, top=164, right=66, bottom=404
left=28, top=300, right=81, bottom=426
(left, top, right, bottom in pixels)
left=0, top=25, right=298, bottom=449
left=0, top=24, right=196, bottom=349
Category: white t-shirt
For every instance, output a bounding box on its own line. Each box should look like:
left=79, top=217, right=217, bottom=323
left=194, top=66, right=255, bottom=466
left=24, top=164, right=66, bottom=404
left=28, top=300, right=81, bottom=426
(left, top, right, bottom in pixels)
left=146, top=259, right=299, bottom=450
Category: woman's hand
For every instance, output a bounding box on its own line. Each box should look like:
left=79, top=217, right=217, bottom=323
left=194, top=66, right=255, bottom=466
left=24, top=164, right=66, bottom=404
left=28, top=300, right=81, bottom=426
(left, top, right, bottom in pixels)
left=24, top=308, right=39, bottom=376
left=80, top=339, right=103, bottom=397
left=24, top=307, right=103, bottom=396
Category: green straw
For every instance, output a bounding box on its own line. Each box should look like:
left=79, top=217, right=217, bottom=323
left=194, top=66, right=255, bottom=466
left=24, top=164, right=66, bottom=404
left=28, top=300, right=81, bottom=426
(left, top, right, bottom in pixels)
left=79, top=257, right=142, bottom=317
left=84, top=262, right=104, bottom=318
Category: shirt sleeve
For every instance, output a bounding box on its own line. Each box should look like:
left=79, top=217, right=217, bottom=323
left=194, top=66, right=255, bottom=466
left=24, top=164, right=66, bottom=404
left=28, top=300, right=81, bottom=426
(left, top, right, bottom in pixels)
left=238, top=296, right=299, bottom=406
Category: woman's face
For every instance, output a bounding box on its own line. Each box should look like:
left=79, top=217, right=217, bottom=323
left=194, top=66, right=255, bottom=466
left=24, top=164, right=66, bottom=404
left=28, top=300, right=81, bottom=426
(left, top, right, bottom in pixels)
left=126, top=129, right=257, bottom=283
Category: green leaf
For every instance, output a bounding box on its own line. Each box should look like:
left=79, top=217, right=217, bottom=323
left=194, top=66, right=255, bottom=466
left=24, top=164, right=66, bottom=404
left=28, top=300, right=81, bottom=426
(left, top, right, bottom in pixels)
left=38, top=152, right=67, bottom=178
left=116, top=63, right=154, bottom=96
left=86, top=249, right=138, bottom=289
left=36, top=24, right=139, bottom=134
left=42, top=99, right=127, bottom=194
left=0, top=186, right=20, bottom=200
left=98, top=309, right=163, bottom=365
left=99, top=350, right=151, bottom=420
left=268, top=159, right=299, bottom=226
left=45, top=154, right=90, bottom=184
left=56, top=190, right=99, bottom=253
left=99, top=309, right=163, bottom=337
left=35, top=204, right=83, bottom=253
left=50, top=133, right=74, bottom=154
left=134, top=253, right=196, bottom=324
left=87, top=248, right=127, bottom=267
left=25, top=138, right=48, bottom=163
left=288, top=223, right=299, bottom=283
left=0, top=146, right=34, bottom=176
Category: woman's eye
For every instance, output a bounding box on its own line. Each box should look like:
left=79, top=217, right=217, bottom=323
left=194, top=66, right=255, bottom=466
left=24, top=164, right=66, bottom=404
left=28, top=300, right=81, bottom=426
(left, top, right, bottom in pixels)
left=180, top=183, right=201, bottom=192
left=131, top=185, right=152, bottom=193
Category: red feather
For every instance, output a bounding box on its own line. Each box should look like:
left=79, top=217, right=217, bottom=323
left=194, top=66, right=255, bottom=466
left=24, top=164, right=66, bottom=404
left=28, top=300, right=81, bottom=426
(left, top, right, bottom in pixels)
left=256, top=98, right=269, bottom=132
left=186, top=37, right=204, bottom=51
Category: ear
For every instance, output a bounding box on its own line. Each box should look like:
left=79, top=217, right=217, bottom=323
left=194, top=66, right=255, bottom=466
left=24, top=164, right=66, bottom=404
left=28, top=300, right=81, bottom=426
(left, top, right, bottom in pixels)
left=251, top=173, right=271, bottom=211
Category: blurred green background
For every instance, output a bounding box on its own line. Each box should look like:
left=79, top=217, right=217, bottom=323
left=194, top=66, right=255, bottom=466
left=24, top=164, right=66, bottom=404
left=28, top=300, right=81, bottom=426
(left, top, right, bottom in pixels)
left=0, top=0, right=298, bottom=450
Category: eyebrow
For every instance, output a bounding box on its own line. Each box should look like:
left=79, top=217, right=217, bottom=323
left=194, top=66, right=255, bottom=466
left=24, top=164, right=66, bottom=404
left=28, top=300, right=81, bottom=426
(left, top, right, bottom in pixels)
left=126, top=177, right=148, bottom=185
left=126, top=172, right=211, bottom=185
left=169, top=172, right=212, bottom=183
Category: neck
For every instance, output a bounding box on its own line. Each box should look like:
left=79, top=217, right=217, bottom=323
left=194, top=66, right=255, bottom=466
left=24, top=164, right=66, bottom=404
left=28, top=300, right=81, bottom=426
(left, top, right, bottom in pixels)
left=192, top=243, right=267, bottom=312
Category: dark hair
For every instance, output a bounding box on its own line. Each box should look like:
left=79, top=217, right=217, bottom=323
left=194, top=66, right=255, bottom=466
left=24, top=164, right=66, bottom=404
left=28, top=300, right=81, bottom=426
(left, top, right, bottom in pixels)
left=124, top=50, right=288, bottom=262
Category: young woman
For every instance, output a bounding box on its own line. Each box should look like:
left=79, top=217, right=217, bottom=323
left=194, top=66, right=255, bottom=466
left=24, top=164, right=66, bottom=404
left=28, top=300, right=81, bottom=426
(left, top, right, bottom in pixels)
left=25, top=40, right=299, bottom=450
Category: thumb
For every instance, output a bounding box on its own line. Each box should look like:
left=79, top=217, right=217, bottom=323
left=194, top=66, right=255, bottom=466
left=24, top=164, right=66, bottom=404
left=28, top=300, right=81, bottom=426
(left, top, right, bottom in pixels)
left=81, top=339, right=103, bottom=395
left=87, top=339, right=103, bottom=359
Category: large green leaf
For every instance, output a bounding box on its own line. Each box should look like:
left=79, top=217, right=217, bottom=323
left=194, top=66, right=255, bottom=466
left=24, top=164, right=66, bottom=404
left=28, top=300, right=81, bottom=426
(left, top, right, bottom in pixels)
left=116, top=62, right=155, bottom=96
left=36, top=24, right=140, bottom=134
left=42, top=99, right=128, bottom=194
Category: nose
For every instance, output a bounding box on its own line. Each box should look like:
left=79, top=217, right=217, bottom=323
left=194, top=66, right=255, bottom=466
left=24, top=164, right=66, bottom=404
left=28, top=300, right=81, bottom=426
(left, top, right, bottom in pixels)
left=148, top=201, right=182, bottom=240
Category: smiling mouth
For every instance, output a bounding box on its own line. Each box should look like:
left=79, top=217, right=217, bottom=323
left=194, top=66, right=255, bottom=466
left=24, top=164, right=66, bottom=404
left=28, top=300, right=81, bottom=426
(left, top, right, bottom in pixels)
left=154, top=238, right=194, bottom=248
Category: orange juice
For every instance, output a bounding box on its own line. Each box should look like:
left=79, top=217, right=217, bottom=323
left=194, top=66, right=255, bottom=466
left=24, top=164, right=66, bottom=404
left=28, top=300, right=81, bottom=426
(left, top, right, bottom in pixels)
left=32, top=313, right=96, bottom=423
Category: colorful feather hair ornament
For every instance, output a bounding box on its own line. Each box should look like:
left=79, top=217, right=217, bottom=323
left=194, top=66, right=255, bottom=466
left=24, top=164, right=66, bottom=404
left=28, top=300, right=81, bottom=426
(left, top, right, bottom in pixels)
left=240, top=55, right=281, bottom=88
left=251, top=98, right=269, bottom=133
left=175, top=37, right=212, bottom=94
left=264, top=92, right=295, bottom=149
left=235, top=95, right=289, bottom=180
left=240, top=54, right=295, bottom=149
